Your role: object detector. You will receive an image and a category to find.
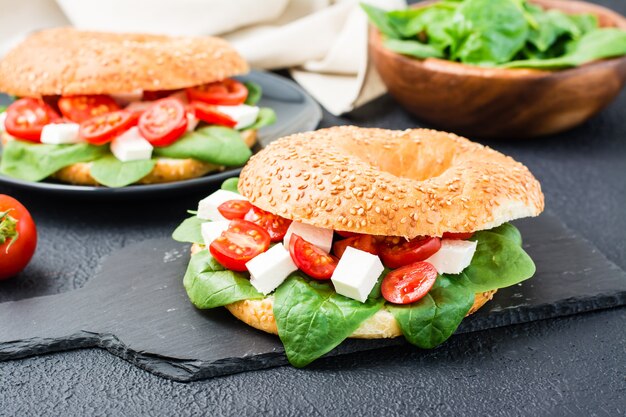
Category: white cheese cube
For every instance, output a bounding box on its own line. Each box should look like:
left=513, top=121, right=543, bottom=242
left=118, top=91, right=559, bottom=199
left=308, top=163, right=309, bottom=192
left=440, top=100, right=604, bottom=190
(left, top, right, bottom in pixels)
left=283, top=222, right=334, bottom=253
left=110, top=127, right=153, bottom=162
left=246, top=243, right=298, bottom=295
left=331, top=247, right=385, bottom=303
left=215, top=104, right=259, bottom=130
left=197, top=189, right=248, bottom=221
left=0, top=112, right=6, bottom=132
left=200, top=220, right=230, bottom=246
left=186, top=112, right=199, bottom=132
left=425, top=239, right=477, bottom=275
left=40, top=123, right=82, bottom=144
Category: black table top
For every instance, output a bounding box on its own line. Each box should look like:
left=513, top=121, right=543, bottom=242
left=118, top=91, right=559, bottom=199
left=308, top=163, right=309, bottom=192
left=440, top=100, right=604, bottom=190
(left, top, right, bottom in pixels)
left=1, top=2, right=626, bottom=414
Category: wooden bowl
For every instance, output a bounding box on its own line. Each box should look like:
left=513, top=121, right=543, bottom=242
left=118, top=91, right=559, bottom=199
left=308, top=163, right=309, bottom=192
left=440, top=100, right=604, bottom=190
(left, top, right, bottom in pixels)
left=369, top=0, right=626, bottom=139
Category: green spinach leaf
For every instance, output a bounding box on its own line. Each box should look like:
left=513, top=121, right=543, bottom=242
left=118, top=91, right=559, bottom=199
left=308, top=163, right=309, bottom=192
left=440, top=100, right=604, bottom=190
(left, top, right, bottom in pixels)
left=184, top=249, right=263, bottom=309
left=244, top=81, right=262, bottom=105
left=383, top=38, right=445, bottom=59
left=274, top=275, right=385, bottom=367
left=388, top=274, right=475, bottom=348
left=503, top=28, right=626, bottom=68
left=89, top=154, right=156, bottom=188
left=172, top=216, right=206, bottom=244
left=0, top=140, right=107, bottom=182
left=243, top=107, right=276, bottom=131
left=361, top=3, right=402, bottom=38
left=220, top=177, right=240, bottom=193
left=154, top=126, right=252, bottom=166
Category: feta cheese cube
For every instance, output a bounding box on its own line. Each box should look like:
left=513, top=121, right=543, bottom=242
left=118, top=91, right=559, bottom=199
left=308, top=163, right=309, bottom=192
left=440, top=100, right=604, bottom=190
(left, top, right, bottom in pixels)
left=283, top=222, right=334, bottom=253
left=246, top=243, right=298, bottom=295
left=331, top=247, right=385, bottom=303
left=0, top=112, right=6, bottom=132
left=216, top=104, right=259, bottom=130
left=40, top=123, right=82, bottom=144
left=197, top=189, right=248, bottom=221
left=110, top=127, right=153, bottom=162
left=200, top=220, right=230, bottom=245
left=425, top=239, right=477, bottom=275
left=186, top=112, right=199, bottom=132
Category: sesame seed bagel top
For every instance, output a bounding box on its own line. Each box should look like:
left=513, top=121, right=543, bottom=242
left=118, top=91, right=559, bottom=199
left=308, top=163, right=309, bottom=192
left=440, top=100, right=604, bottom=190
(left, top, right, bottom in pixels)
left=238, top=126, right=544, bottom=238
left=0, top=28, right=249, bottom=97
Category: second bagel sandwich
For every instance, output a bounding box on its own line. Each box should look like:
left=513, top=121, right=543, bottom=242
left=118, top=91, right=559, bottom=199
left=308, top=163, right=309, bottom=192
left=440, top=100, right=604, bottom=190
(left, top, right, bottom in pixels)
left=174, top=126, right=545, bottom=367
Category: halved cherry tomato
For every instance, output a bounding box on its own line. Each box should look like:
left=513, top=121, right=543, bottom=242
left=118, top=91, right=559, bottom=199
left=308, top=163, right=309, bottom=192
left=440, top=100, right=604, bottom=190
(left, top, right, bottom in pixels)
left=378, top=236, right=441, bottom=269
left=336, top=230, right=359, bottom=238
left=209, top=219, right=270, bottom=272
left=442, top=232, right=474, bottom=240
left=0, top=195, right=37, bottom=280
left=192, top=101, right=236, bottom=128
left=79, top=110, right=136, bottom=145
left=58, top=95, right=120, bottom=123
left=289, top=234, right=338, bottom=280
left=244, top=206, right=291, bottom=242
left=138, top=97, right=187, bottom=147
left=186, top=79, right=248, bottom=105
left=4, top=98, right=60, bottom=142
left=381, top=262, right=438, bottom=304
left=333, top=235, right=378, bottom=259
left=218, top=200, right=253, bottom=220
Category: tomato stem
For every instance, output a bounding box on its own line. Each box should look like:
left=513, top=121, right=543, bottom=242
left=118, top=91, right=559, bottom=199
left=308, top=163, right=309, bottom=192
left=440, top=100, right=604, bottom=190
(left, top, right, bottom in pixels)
left=0, top=209, right=19, bottom=252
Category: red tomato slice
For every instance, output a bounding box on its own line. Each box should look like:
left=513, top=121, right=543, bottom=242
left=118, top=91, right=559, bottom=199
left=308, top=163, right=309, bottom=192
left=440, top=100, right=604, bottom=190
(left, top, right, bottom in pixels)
left=186, top=79, right=248, bottom=105
left=138, top=97, right=188, bottom=147
left=209, top=219, right=271, bottom=272
left=381, top=262, right=438, bottom=304
left=192, top=101, right=237, bottom=128
left=333, top=235, right=378, bottom=259
left=218, top=200, right=253, bottom=220
left=442, top=232, right=474, bottom=240
left=79, top=110, right=136, bottom=145
left=289, top=234, right=338, bottom=280
left=378, top=236, right=441, bottom=269
left=0, top=195, right=37, bottom=280
left=244, top=206, right=292, bottom=242
left=58, top=95, right=120, bottom=123
left=4, top=98, right=60, bottom=142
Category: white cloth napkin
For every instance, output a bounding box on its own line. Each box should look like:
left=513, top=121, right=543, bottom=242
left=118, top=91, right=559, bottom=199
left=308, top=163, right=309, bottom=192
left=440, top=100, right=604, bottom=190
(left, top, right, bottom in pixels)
left=0, top=0, right=406, bottom=115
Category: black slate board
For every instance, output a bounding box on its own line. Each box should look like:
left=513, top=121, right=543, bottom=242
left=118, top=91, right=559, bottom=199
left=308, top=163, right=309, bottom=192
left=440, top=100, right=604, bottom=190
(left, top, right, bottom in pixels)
left=0, top=212, right=624, bottom=381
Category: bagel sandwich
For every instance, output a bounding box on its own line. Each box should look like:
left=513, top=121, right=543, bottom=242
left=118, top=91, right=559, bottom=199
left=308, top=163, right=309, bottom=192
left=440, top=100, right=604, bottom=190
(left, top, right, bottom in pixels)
left=0, top=28, right=276, bottom=187
left=174, top=126, right=544, bottom=367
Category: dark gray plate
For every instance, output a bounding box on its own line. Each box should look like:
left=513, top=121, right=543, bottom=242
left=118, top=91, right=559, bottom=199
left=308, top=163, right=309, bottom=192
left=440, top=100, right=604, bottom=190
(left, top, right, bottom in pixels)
left=0, top=70, right=321, bottom=197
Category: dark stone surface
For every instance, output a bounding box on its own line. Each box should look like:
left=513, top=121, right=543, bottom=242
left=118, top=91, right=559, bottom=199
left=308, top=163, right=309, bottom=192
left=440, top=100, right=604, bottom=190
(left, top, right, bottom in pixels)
left=1, top=214, right=623, bottom=382
left=1, top=0, right=626, bottom=411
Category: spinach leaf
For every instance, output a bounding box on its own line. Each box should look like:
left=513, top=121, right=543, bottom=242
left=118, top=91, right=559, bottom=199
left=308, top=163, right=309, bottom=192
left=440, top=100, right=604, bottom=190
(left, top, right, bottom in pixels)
left=89, top=154, right=156, bottom=188
left=488, top=222, right=523, bottom=246
left=220, top=177, right=240, bottom=193
left=386, top=3, right=458, bottom=39
left=455, top=227, right=535, bottom=292
left=383, top=38, right=445, bottom=59
left=526, top=9, right=582, bottom=52
left=172, top=216, right=206, bottom=244
left=243, top=107, right=276, bottom=131
left=274, top=275, right=385, bottom=367
left=0, top=105, right=7, bottom=113
left=0, top=140, right=107, bottom=182
left=154, top=126, right=252, bottom=166
left=361, top=3, right=402, bottom=38
left=388, top=274, right=475, bottom=348
left=452, top=0, right=529, bottom=65
left=244, top=81, right=262, bottom=105
left=183, top=249, right=263, bottom=309
left=503, top=28, right=626, bottom=68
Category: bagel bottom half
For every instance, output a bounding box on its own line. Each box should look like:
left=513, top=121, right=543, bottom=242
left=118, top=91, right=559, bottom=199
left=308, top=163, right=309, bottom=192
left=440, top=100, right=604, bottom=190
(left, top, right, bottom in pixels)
left=1, top=129, right=257, bottom=186
left=190, top=243, right=496, bottom=340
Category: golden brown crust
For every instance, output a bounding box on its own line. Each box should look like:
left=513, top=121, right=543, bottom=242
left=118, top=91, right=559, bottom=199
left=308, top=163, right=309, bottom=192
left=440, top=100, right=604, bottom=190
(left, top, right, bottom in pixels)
left=0, top=27, right=249, bottom=97
left=239, top=126, right=544, bottom=237
left=189, top=242, right=494, bottom=340
left=225, top=290, right=496, bottom=340
left=2, top=129, right=256, bottom=186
